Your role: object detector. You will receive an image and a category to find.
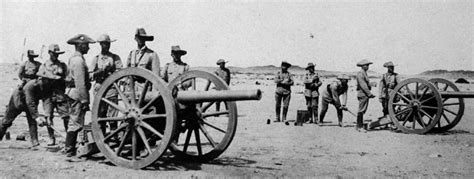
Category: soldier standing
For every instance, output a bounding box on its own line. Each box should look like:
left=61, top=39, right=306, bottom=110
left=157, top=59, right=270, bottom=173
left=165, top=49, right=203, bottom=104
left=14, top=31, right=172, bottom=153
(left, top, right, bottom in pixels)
left=379, top=61, right=399, bottom=119
left=0, top=50, right=42, bottom=147
left=318, top=74, right=349, bottom=127
left=274, top=61, right=294, bottom=123
left=64, top=34, right=95, bottom=157
left=356, top=59, right=375, bottom=132
left=303, top=63, right=322, bottom=124
left=90, top=34, right=122, bottom=133
left=215, top=59, right=230, bottom=111
left=162, top=45, right=189, bottom=83
left=36, top=44, right=69, bottom=146
left=126, top=28, right=160, bottom=76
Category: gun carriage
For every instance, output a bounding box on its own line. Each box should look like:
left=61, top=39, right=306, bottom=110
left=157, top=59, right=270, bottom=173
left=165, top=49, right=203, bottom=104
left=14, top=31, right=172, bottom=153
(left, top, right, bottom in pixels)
left=87, top=68, right=261, bottom=169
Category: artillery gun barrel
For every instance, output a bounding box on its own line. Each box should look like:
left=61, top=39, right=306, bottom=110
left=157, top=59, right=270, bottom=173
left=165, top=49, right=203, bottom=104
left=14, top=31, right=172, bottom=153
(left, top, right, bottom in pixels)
left=176, top=89, right=262, bottom=103
left=439, top=91, right=474, bottom=98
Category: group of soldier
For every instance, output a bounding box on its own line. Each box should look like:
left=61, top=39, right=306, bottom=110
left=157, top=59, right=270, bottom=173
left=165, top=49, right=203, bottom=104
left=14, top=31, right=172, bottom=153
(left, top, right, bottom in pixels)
left=274, top=59, right=399, bottom=132
left=0, top=28, right=232, bottom=157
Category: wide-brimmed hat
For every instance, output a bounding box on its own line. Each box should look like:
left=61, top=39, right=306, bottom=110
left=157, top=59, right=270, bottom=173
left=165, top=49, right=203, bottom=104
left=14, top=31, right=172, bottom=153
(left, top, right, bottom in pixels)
left=135, top=28, right=154, bottom=41
left=48, top=44, right=65, bottom=54
left=216, top=59, right=227, bottom=65
left=27, top=50, right=39, bottom=58
left=337, top=74, right=350, bottom=80
left=306, top=62, right=315, bottom=69
left=281, top=61, right=292, bottom=67
left=97, top=34, right=116, bottom=43
left=383, top=61, right=395, bottom=67
left=356, top=59, right=373, bottom=67
left=67, top=34, right=96, bottom=45
left=171, top=45, right=187, bottom=56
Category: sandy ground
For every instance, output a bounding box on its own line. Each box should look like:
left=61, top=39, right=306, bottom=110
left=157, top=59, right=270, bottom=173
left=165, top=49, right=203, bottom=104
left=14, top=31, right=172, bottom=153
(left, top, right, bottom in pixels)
left=0, top=76, right=473, bottom=178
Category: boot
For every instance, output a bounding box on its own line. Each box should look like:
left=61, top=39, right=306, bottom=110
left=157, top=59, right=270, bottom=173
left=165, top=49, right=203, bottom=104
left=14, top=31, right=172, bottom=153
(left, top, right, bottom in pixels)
left=29, top=124, right=40, bottom=147
left=282, top=107, right=289, bottom=122
left=312, top=106, right=318, bottom=124
left=305, top=106, right=313, bottom=123
left=274, top=106, right=281, bottom=122
left=47, top=127, right=56, bottom=146
left=356, top=112, right=367, bottom=133
left=0, top=126, right=6, bottom=140
left=64, top=131, right=78, bottom=157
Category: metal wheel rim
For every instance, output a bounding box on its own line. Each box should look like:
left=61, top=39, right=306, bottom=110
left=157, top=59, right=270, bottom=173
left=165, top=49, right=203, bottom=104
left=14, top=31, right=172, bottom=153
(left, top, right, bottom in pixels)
left=428, top=78, right=465, bottom=133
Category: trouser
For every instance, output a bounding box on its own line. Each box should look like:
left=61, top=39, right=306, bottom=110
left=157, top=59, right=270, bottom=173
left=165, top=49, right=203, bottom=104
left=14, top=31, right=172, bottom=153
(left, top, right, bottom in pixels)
left=43, top=95, right=70, bottom=143
left=357, top=96, right=369, bottom=128
left=64, top=99, right=87, bottom=154
left=381, top=98, right=389, bottom=116
left=305, top=96, right=319, bottom=122
left=0, top=87, right=38, bottom=145
left=275, top=93, right=291, bottom=121
left=319, top=99, right=343, bottom=124
left=98, top=96, right=119, bottom=134
left=215, top=101, right=228, bottom=111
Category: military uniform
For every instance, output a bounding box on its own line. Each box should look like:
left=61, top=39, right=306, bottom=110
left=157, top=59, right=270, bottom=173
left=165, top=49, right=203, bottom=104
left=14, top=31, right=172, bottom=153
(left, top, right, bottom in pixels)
left=163, top=61, right=189, bottom=83
left=215, top=67, right=231, bottom=85
left=126, top=46, right=160, bottom=76
left=379, top=72, right=399, bottom=116
left=274, top=70, right=294, bottom=122
left=303, top=70, right=322, bottom=123
left=319, top=79, right=348, bottom=125
left=355, top=59, right=375, bottom=131
left=0, top=57, right=42, bottom=146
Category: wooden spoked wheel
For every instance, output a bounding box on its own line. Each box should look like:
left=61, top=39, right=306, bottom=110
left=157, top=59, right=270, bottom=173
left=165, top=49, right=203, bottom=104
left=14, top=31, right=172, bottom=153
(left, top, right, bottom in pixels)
left=428, top=78, right=465, bottom=133
left=388, top=78, right=443, bottom=134
left=91, top=68, right=177, bottom=169
left=168, top=71, right=237, bottom=162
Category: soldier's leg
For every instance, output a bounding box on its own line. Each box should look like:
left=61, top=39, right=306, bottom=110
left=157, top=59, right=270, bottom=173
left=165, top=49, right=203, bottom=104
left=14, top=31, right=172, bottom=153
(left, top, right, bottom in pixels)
left=23, top=80, right=40, bottom=120
left=42, top=98, right=56, bottom=145
left=312, top=97, right=319, bottom=123
left=357, top=96, right=369, bottom=132
left=25, top=113, right=39, bottom=147
left=318, top=99, right=329, bottom=125
left=305, top=96, right=312, bottom=123
left=65, top=99, right=86, bottom=157
left=107, top=96, right=119, bottom=134
left=0, top=92, right=23, bottom=140
left=56, top=99, right=70, bottom=134
left=282, top=94, right=291, bottom=122
left=335, top=105, right=343, bottom=127
left=274, top=94, right=282, bottom=122
left=382, top=98, right=389, bottom=116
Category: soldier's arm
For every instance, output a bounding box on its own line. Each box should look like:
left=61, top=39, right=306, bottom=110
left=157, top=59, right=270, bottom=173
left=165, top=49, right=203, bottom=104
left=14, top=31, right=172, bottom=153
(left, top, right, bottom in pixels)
left=181, top=64, right=192, bottom=88
left=287, top=74, right=294, bottom=86
left=71, top=59, right=90, bottom=104
left=274, top=72, right=282, bottom=84
left=18, top=63, right=25, bottom=80
left=340, top=91, right=348, bottom=107
left=126, top=51, right=132, bottom=67
left=357, top=73, right=373, bottom=97
left=313, top=76, right=322, bottom=88
left=151, top=52, right=160, bottom=77
left=162, top=63, right=169, bottom=82
left=330, top=84, right=342, bottom=108
left=114, top=55, right=123, bottom=71
left=37, top=64, right=61, bottom=79
left=226, top=69, right=231, bottom=84
left=379, top=76, right=385, bottom=98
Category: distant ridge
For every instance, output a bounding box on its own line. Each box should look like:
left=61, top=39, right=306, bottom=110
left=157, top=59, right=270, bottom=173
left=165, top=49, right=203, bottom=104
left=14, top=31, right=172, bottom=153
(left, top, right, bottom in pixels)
left=417, top=70, right=474, bottom=79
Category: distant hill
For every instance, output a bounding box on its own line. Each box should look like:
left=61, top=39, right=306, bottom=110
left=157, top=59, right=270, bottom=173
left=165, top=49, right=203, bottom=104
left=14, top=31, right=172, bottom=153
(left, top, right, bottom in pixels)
left=417, top=70, right=474, bottom=80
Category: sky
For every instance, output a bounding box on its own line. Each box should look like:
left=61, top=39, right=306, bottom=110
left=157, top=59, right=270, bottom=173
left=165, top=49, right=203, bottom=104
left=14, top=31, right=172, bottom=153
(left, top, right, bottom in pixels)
left=1, top=0, right=472, bottom=74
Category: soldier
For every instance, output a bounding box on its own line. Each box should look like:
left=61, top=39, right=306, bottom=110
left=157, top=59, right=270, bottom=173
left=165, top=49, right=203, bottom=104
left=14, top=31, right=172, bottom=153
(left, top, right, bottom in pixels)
left=215, top=59, right=231, bottom=111
left=356, top=59, right=376, bottom=132
left=379, top=61, right=399, bottom=119
left=35, top=44, right=69, bottom=146
left=303, top=63, right=322, bottom=124
left=318, top=74, right=349, bottom=127
left=90, top=34, right=122, bottom=133
left=274, top=61, right=294, bottom=123
left=162, top=45, right=189, bottom=83
left=126, top=28, right=160, bottom=76
left=64, top=34, right=95, bottom=157
left=0, top=50, right=42, bottom=147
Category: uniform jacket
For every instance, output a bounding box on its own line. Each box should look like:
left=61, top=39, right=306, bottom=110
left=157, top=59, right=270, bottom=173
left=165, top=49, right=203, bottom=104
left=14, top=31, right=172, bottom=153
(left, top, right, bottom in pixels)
left=379, top=72, right=399, bottom=98
left=91, top=51, right=122, bottom=84
left=274, top=71, right=294, bottom=95
left=163, top=61, right=189, bottom=83
left=321, top=80, right=348, bottom=108
left=356, top=69, right=373, bottom=97
left=37, top=59, right=68, bottom=99
left=215, top=67, right=231, bottom=85
left=126, top=46, right=160, bottom=76
left=67, top=51, right=91, bottom=103
left=19, top=60, right=41, bottom=81
left=303, top=71, right=322, bottom=97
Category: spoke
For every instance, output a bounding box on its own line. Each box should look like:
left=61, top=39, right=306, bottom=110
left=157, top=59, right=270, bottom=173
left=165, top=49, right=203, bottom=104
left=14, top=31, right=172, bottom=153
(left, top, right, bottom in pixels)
left=443, top=108, right=457, bottom=116
left=201, top=101, right=215, bottom=112
left=412, top=112, right=416, bottom=129
left=442, top=84, right=449, bottom=91
left=132, top=126, right=137, bottom=161
left=199, top=123, right=217, bottom=148
left=104, top=123, right=128, bottom=142
left=442, top=113, right=451, bottom=124
left=140, top=94, right=161, bottom=113
left=405, top=85, right=415, bottom=100
left=102, top=98, right=127, bottom=113
left=420, top=105, right=438, bottom=110
left=395, top=108, right=411, bottom=116
left=137, top=126, right=152, bottom=155
left=204, top=80, right=211, bottom=91
left=192, top=78, right=196, bottom=90
left=420, top=96, right=436, bottom=104
left=402, top=109, right=414, bottom=126
left=114, top=82, right=131, bottom=108
left=443, top=102, right=460, bottom=106
left=393, top=103, right=409, bottom=106
left=194, top=128, right=202, bottom=156
left=129, top=76, right=137, bottom=107
left=202, top=110, right=229, bottom=118
left=415, top=82, right=418, bottom=99
left=183, top=129, right=192, bottom=153
left=141, top=114, right=166, bottom=120
left=417, top=112, right=426, bottom=128
left=443, top=98, right=450, bottom=103
left=115, top=127, right=130, bottom=155
left=138, top=81, right=150, bottom=107
left=202, top=121, right=226, bottom=133
left=396, top=92, right=411, bottom=103
left=418, top=85, right=429, bottom=100
left=97, top=116, right=127, bottom=122
left=139, top=121, right=164, bottom=139
left=419, top=109, right=435, bottom=125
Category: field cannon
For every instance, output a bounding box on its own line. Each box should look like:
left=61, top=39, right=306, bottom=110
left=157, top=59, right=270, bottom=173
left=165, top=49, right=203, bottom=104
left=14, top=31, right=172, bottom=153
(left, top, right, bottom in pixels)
left=376, top=78, right=470, bottom=134
left=88, top=68, right=261, bottom=169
